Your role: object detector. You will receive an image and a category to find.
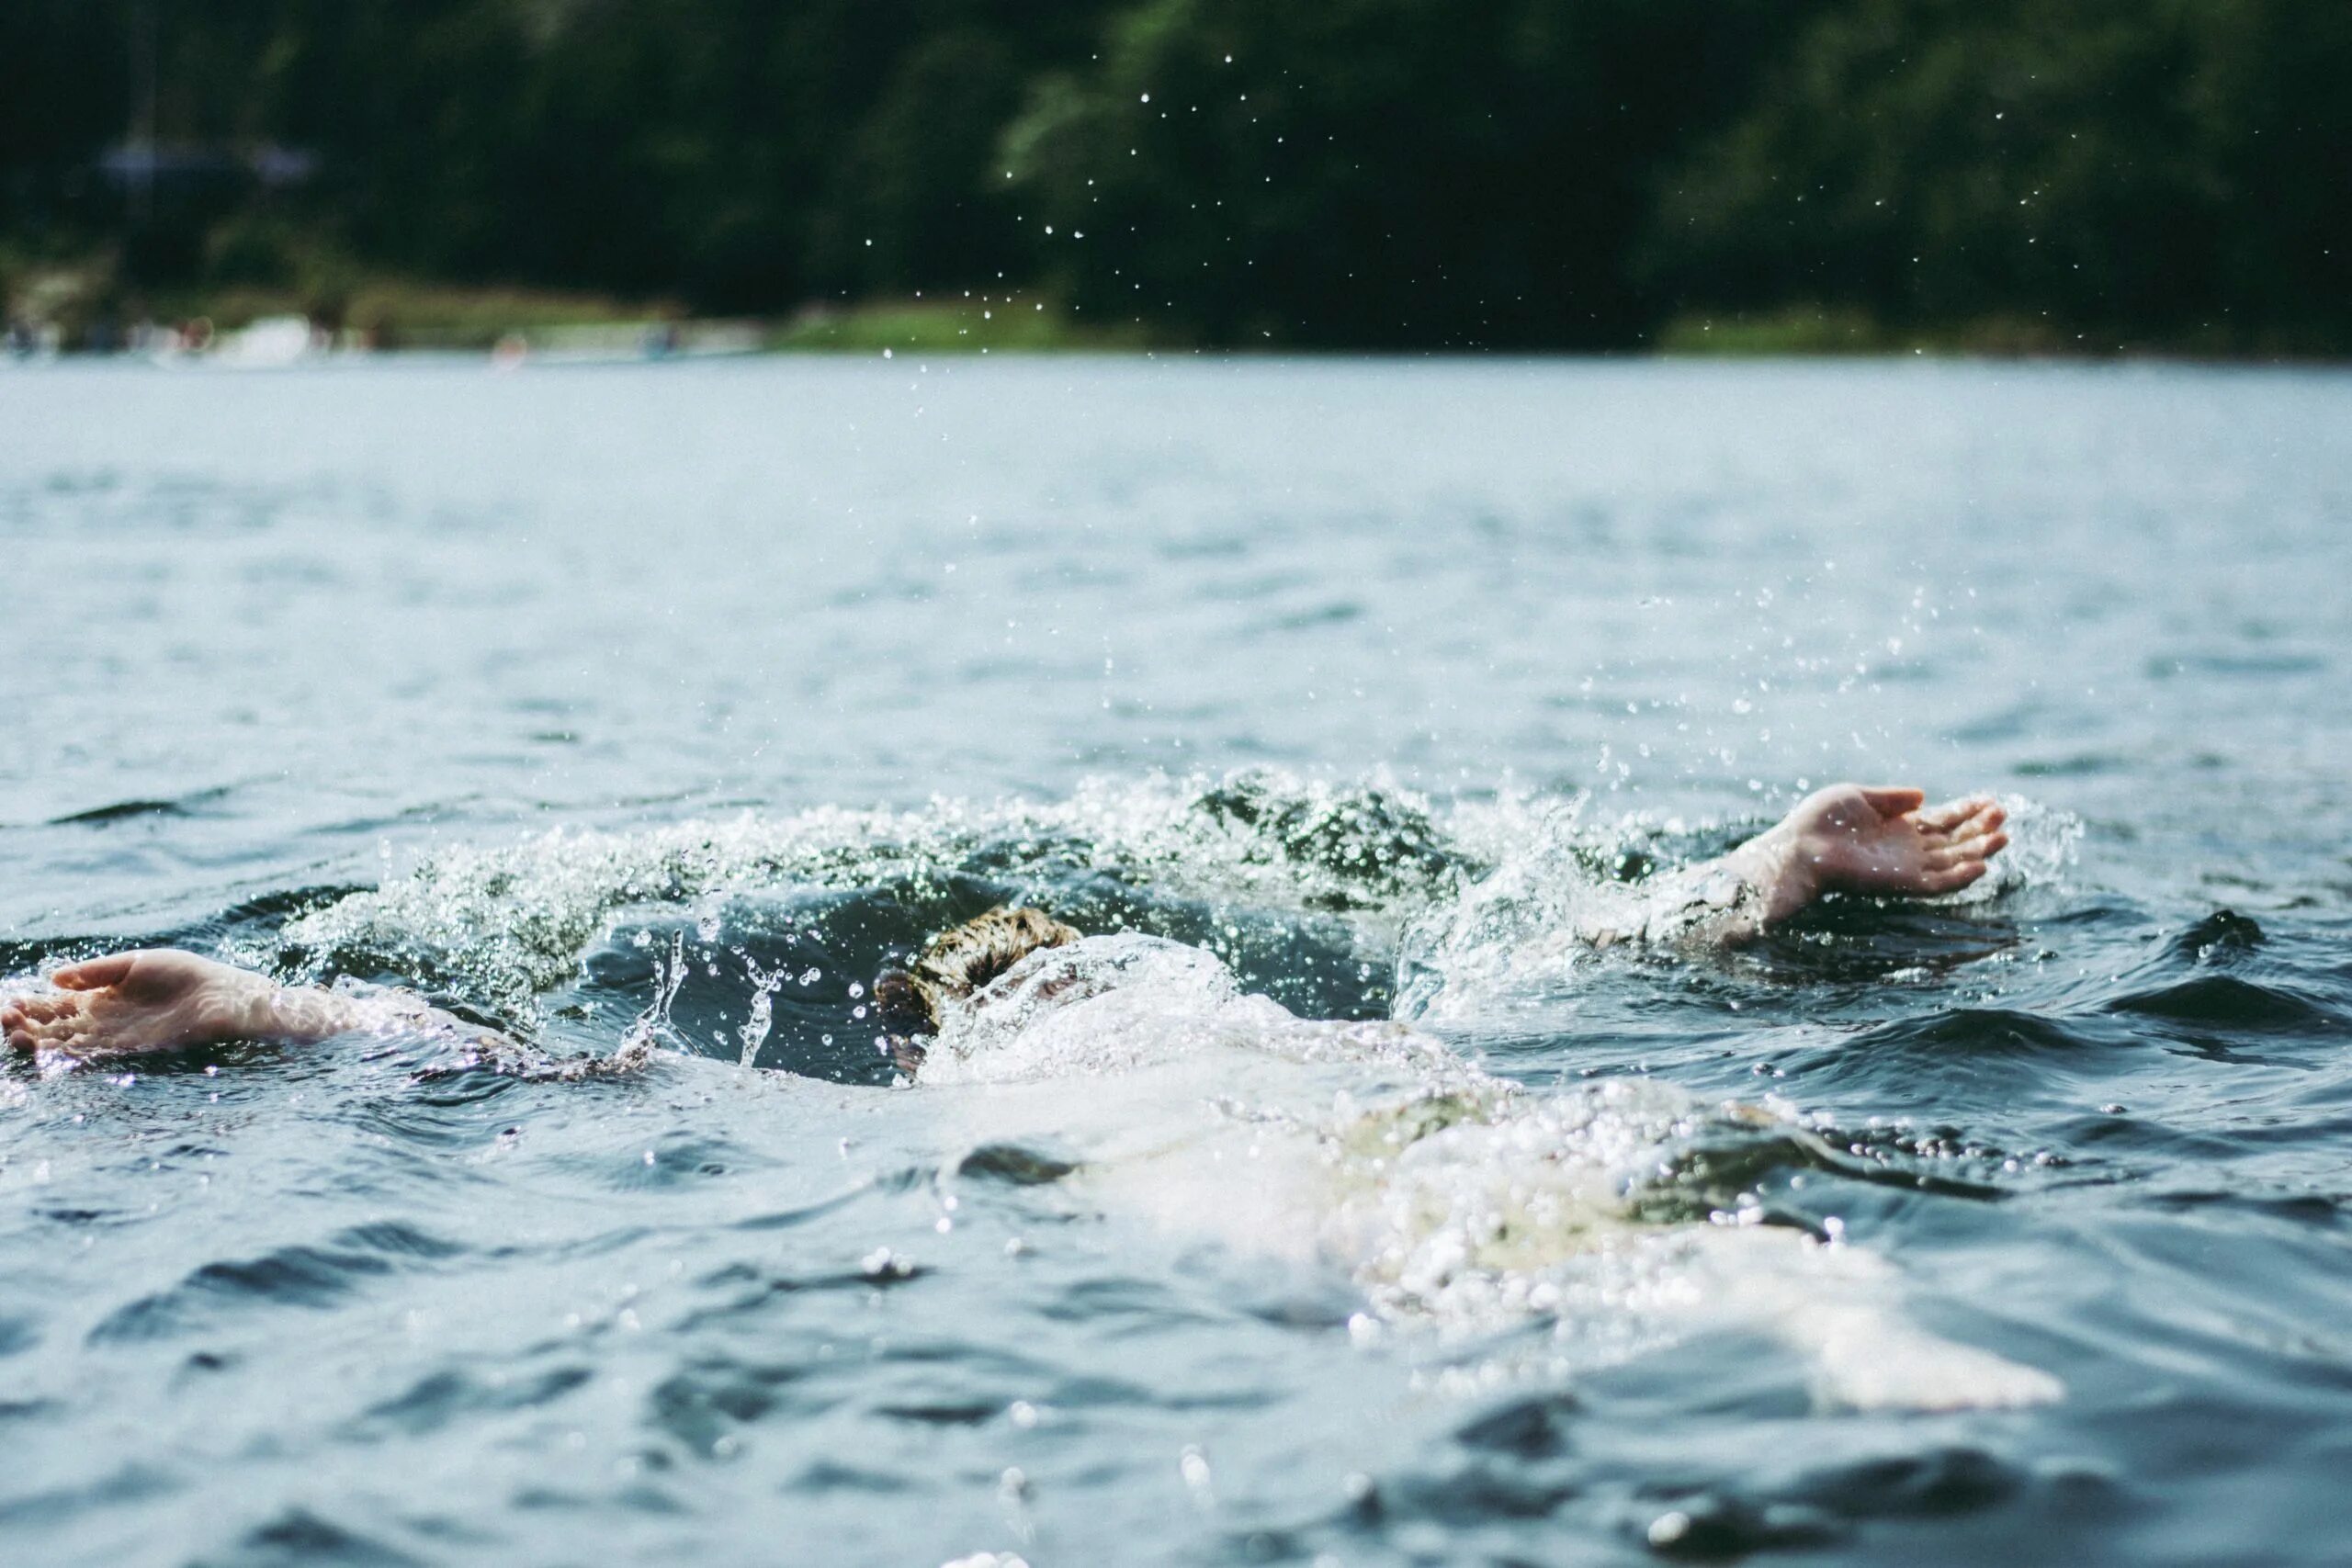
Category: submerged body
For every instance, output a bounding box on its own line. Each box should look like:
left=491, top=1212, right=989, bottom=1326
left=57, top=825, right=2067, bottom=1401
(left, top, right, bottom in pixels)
left=901, top=923, right=2060, bottom=1410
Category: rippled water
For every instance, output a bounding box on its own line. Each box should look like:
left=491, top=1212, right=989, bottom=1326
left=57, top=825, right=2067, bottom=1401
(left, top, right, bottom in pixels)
left=4, top=357, right=2349, bottom=1566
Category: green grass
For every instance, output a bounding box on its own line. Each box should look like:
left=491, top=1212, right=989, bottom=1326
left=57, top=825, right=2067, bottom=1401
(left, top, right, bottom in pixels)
left=770, top=297, right=1148, bottom=354
left=1657, top=306, right=2082, bottom=358
left=142, top=279, right=671, bottom=350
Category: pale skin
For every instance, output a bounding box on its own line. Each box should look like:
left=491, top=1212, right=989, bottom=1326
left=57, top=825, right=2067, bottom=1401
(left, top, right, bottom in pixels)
left=2, top=784, right=2007, bottom=1063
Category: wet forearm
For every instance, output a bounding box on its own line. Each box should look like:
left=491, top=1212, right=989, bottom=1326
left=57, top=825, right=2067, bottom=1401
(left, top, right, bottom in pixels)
left=1577, top=828, right=1816, bottom=950
left=244, top=980, right=499, bottom=1050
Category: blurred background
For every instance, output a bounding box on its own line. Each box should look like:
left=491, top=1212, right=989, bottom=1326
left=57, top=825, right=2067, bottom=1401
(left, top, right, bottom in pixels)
left=5, top=0, right=2346, bottom=358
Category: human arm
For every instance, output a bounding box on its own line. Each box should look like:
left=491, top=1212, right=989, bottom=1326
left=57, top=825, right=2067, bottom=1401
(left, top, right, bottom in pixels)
left=3, top=948, right=503, bottom=1061
left=1587, top=785, right=2009, bottom=947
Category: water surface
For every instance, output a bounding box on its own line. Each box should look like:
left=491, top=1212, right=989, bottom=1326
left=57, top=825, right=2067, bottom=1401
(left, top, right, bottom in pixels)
left=3, top=357, right=2350, bottom=1566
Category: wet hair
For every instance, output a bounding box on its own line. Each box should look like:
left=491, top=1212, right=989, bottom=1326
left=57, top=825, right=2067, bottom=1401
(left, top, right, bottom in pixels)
left=873, top=906, right=1080, bottom=1069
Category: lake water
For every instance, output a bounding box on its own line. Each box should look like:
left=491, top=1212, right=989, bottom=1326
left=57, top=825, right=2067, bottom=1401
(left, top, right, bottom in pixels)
left=3, top=356, right=2349, bottom=1566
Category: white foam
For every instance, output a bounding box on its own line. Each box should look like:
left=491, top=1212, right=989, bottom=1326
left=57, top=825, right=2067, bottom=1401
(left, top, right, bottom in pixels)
left=917, top=934, right=2061, bottom=1411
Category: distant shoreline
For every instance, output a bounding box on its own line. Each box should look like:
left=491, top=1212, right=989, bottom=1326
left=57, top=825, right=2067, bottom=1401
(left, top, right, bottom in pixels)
left=6, top=281, right=2342, bottom=368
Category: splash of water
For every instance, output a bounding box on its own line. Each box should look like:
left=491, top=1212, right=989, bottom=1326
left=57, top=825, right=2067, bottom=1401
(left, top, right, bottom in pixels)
left=280, top=771, right=1467, bottom=1021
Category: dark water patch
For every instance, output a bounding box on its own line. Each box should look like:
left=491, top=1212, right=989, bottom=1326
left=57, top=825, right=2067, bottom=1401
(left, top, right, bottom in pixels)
left=2013, top=753, right=2126, bottom=778
left=336, top=1094, right=527, bottom=1153
left=1261, top=598, right=1366, bottom=633
left=353, top=1363, right=594, bottom=1439
left=1629, top=1122, right=2016, bottom=1227
left=874, top=1397, right=1002, bottom=1426
left=87, top=1222, right=468, bottom=1344
left=535, top=1224, right=661, bottom=1262
left=1626, top=1490, right=1844, bottom=1560
left=673, top=1259, right=927, bottom=1334
left=204, top=1507, right=423, bottom=1568
left=2160, top=650, right=2330, bottom=678
left=45, top=785, right=233, bottom=826
left=1590, top=1445, right=2124, bottom=1565
left=560, top=1132, right=767, bottom=1191
left=1752, top=907, right=2023, bottom=986
left=783, top=1459, right=917, bottom=1495
left=400, top=1070, right=526, bottom=1108
left=1781, top=1446, right=2025, bottom=1520
left=335, top=1220, right=469, bottom=1261
left=1781, top=1008, right=2143, bottom=1098
left=1373, top=1459, right=1581, bottom=1526
left=48, top=798, right=189, bottom=825
left=0, top=1394, right=53, bottom=1422
left=1047, top=1369, right=1276, bottom=1413
left=956, top=1141, right=1081, bottom=1185
left=2136, top=1190, right=2345, bottom=1227
left=28, top=1204, right=132, bottom=1228
left=2106, top=974, right=2338, bottom=1033
left=1455, top=1392, right=1578, bottom=1459
left=1035, top=1274, right=1206, bottom=1331
left=0, top=1461, right=182, bottom=1529
left=2162, top=908, right=2265, bottom=964
left=1227, top=1270, right=1367, bottom=1331
left=2048, top=1111, right=2242, bottom=1162
left=647, top=1357, right=823, bottom=1458
left=607, top=1480, right=693, bottom=1515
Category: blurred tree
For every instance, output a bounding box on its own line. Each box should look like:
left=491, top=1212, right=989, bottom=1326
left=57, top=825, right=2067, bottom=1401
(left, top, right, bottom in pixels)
left=2, top=0, right=2344, bottom=351
left=1644, top=0, right=2352, bottom=351
left=0, top=2, right=131, bottom=252
left=1001, top=0, right=1826, bottom=346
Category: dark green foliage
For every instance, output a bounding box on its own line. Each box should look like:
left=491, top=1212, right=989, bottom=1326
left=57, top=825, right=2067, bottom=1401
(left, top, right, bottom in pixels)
left=3, top=0, right=2344, bottom=350
left=1644, top=0, right=2352, bottom=353
left=1003, top=0, right=1831, bottom=346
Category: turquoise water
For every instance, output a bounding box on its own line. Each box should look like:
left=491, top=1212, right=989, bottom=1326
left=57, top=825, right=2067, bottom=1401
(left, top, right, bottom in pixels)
left=3, top=357, right=2350, bottom=1565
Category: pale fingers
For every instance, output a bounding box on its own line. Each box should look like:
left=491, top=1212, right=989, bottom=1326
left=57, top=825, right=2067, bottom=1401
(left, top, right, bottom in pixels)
left=1859, top=785, right=1928, bottom=818
left=1915, top=795, right=1996, bottom=834
left=1923, top=862, right=1988, bottom=894
left=51, top=953, right=141, bottom=990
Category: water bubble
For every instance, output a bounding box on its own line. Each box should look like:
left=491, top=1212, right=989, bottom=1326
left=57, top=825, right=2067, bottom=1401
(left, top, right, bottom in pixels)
left=861, top=1247, right=914, bottom=1279
left=1179, top=1446, right=1214, bottom=1505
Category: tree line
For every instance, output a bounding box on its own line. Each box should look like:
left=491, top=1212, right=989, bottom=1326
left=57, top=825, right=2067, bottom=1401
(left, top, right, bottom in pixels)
left=4, top=0, right=2346, bottom=352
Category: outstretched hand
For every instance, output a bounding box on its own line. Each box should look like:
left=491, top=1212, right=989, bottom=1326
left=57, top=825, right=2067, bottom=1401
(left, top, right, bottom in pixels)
left=1739, top=784, right=2008, bottom=925
left=2, top=949, right=271, bottom=1059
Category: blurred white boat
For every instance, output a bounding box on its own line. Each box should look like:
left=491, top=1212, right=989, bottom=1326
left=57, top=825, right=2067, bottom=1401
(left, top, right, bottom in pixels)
left=212, top=313, right=322, bottom=368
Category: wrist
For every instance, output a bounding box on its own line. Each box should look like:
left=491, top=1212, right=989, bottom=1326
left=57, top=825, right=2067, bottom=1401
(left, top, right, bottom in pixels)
left=1736, top=823, right=1818, bottom=926
left=232, top=974, right=287, bottom=1040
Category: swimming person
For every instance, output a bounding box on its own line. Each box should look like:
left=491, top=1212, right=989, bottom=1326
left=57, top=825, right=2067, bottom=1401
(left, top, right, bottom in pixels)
left=2, top=783, right=2005, bottom=1062
left=1, top=784, right=2047, bottom=1408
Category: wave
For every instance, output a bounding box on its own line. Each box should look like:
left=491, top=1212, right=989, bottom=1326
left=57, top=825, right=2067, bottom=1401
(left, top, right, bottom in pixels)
left=277, top=771, right=1470, bottom=1025
left=1396, top=792, right=2080, bottom=1021
left=273, top=773, right=2075, bottom=1037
